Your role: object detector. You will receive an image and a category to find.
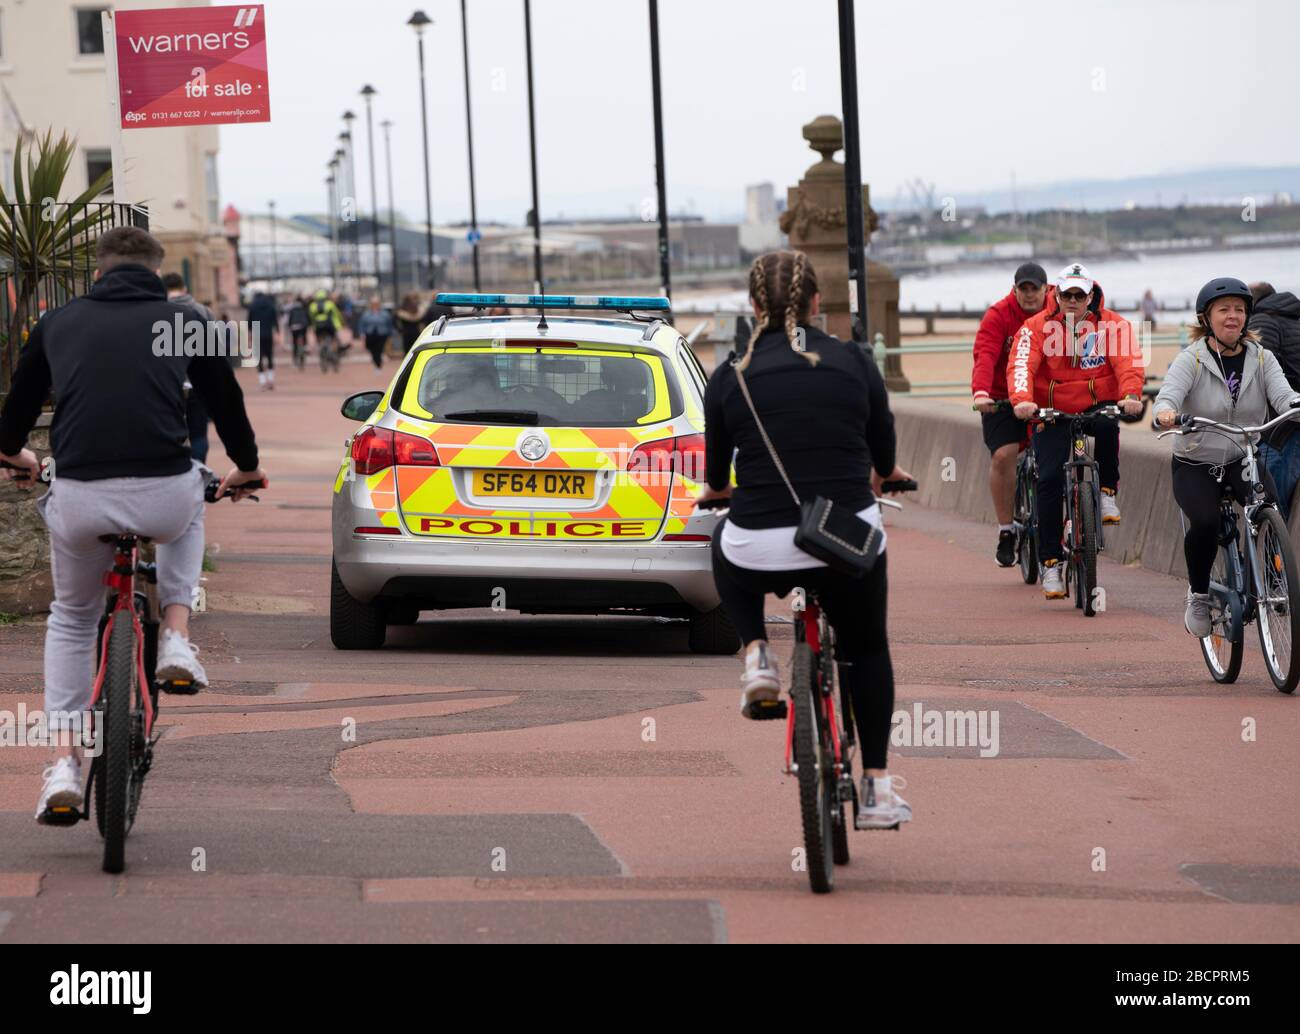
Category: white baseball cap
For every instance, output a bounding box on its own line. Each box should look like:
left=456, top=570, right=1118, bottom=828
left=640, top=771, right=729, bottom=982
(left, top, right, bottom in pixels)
left=1056, top=262, right=1094, bottom=294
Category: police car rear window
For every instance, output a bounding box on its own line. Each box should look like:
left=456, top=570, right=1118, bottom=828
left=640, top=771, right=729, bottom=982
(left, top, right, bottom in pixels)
left=400, top=347, right=681, bottom=427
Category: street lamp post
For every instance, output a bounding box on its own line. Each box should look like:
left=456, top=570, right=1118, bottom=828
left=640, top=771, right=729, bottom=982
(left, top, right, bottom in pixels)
left=268, top=198, right=278, bottom=289
left=326, top=165, right=338, bottom=289
left=837, top=0, right=869, bottom=345
left=334, top=146, right=348, bottom=292
left=647, top=0, right=671, bottom=301
left=459, top=0, right=481, bottom=290
left=523, top=0, right=544, bottom=297
left=381, top=118, right=400, bottom=310
left=360, top=85, right=381, bottom=297
left=407, top=10, right=436, bottom=290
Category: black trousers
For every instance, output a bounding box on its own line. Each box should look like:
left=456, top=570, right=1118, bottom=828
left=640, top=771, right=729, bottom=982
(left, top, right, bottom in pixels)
left=365, top=334, right=387, bottom=369
left=1172, top=456, right=1278, bottom=593
left=1033, top=409, right=1119, bottom=561
left=711, top=524, right=894, bottom=768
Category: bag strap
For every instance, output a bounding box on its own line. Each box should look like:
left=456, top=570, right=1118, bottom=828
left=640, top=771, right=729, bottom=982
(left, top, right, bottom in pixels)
left=732, top=362, right=802, bottom=508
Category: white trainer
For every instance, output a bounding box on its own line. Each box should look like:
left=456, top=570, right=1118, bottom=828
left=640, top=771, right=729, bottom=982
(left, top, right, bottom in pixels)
left=856, top=773, right=912, bottom=830
left=36, top=756, right=83, bottom=823
left=740, top=642, right=781, bottom=719
left=155, top=628, right=208, bottom=689
left=1041, top=561, right=1066, bottom=599
left=1100, top=491, right=1121, bottom=525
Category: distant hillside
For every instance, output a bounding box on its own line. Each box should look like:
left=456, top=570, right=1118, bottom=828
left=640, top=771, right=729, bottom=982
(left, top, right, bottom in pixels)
left=876, top=166, right=1300, bottom=215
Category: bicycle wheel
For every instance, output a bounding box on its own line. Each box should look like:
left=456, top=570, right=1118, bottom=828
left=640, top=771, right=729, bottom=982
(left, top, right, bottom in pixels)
left=1016, top=463, right=1039, bottom=585
left=1078, top=484, right=1099, bottom=617
left=95, top=616, right=135, bottom=874
left=827, top=652, right=850, bottom=866
left=1253, top=507, right=1300, bottom=693
left=791, top=643, right=834, bottom=893
left=1200, top=544, right=1243, bottom=684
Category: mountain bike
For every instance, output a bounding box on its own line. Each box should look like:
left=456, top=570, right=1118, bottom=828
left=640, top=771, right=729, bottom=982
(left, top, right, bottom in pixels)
left=1158, top=410, right=1300, bottom=693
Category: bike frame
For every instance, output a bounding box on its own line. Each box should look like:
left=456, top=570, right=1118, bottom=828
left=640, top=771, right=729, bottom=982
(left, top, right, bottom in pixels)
left=1165, top=411, right=1296, bottom=641
left=92, top=537, right=156, bottom=742
left=783, top=592, right=848, bottom=781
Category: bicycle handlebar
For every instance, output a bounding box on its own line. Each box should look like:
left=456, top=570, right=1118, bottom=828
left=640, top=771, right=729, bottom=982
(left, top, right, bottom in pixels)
left=1034, top=404, right=1123, bottom=423
left=203, top=473, right=268, bottom=503
left=1154, top=407, right=1300, bottom=440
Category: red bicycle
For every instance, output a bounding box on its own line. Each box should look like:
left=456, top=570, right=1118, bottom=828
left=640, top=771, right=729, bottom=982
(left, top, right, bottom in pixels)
left=30, top=470, right=264, bottom=873
left=700, top=479, right=914, bottom=893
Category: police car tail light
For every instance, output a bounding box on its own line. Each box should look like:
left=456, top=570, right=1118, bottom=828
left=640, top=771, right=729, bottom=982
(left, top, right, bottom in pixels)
left=393, top=431, right=440, bottom=467
left=352, top=428, right=439, bottom=475
left=628, top=433, right=705, bottom=481
left=351, top=426, right=394, bottom=476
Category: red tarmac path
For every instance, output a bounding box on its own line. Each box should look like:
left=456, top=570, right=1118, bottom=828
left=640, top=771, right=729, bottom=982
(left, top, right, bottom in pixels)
left=0, top=348, right=1297, bottom=942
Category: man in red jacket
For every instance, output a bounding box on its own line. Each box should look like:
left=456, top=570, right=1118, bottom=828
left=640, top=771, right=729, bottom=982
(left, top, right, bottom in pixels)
left=972, top=262, right=1049, bottom=566
left=1008, top=263, right=1145, bottom=599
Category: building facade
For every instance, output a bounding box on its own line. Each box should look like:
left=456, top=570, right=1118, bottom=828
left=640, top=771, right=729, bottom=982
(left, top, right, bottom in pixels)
left=0, top=0, right=234, bottom=303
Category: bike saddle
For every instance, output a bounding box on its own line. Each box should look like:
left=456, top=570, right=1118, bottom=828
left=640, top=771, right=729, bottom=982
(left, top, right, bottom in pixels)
left=97, top=534, right=152, bottom=544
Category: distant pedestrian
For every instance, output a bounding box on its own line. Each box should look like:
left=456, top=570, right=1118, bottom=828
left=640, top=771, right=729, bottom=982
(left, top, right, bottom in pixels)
left=357, top=295, right=395, bottom=370
left=1141, top=289, right=1158, bottom=332
left=287, top=294, right=310, bottom=369
left=395, top=292, right=425, bottom=354
left=162, top=272, right=214, bottom=462
left=1250, top=281, right=1300, bottom=519
left=421, top=290, right=455, bottom=326
left=309, top=289, right=345, bottom=372
left=247, top=290, right=279, bottom=391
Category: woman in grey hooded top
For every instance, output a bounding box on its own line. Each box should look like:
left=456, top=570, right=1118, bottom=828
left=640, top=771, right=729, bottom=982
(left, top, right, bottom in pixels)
left=1153, top=278, right=1300, bottom=637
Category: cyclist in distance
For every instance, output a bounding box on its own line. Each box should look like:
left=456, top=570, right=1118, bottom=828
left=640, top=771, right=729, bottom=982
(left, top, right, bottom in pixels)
left=1008, top=263, right=1145, bottom=599
left=697, top=250, right=915, bottom=830
left=0, top=227, right=267, bottom=824
left=971, top=262, right=1050, bottom=567
left=1153, top=278, right=1300, bottom=636
left=309, top=288, right=344, bottom=371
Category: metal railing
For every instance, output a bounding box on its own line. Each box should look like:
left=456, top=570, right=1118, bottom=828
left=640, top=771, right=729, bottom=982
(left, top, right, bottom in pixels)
left=1, top=202, right=149, bottom=400
left=869, top=328, right=1189, bottom=398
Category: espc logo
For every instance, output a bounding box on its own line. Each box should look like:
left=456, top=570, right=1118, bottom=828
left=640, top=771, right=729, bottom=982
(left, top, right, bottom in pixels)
left=124, top=111, right=146, bottom=123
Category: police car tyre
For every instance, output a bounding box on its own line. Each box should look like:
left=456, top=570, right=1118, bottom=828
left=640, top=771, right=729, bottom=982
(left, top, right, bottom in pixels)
left=687, top=603, right=740, bottom=655
left=330, top=558, right=387, bottom=650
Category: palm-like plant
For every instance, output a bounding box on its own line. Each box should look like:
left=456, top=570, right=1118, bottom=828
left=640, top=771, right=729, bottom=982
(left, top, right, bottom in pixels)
left=0, top=129, right=115, bottom=395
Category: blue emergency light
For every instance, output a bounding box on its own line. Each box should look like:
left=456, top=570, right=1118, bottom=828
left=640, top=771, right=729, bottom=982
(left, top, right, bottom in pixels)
left=436, top=293, right=670, bottom=312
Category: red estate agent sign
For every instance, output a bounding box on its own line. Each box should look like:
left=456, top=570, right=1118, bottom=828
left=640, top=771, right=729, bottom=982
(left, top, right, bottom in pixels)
left=114, top=4, right=270, bottom=129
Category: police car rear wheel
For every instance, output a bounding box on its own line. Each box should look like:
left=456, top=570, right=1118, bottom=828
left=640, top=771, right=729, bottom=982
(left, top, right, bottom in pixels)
left=330, top=558, right=387, bottom=650
left=688, top=604, right=741, bottom=655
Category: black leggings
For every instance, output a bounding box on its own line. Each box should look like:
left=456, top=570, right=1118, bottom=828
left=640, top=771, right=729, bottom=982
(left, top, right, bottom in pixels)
left=711, top=524, right=895, bottom=769
left=1033, top=410, right=1119, bottom=562
left=1172, top=457, right=1277, bottom=592
left=365, top=334, right=387, bottom=368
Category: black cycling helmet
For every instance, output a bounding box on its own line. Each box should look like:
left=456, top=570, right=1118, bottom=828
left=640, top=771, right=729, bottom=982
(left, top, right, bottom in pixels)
left=1195, top=277, right=1253, bottom=323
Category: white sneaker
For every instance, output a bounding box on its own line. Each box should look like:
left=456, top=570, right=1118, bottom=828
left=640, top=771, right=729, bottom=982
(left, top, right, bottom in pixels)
left=155, top=628, right=208, bottom=689
left=1101, top=490, right=1121, bottom=525
left=1185, top=590, right=1213, bottom=637
left=1041, top=560, right=1066, bottom=599
left=36, top=756, right=83, bottom=823
left=740, top=642, right=781, bottom=719
left=856, top=773, right=912, bottom=830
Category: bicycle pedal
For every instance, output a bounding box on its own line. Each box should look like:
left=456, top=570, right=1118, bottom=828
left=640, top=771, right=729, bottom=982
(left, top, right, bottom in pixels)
left=40, top=805, right=83, bottom=826
left=746, top=699, right=787, bottom=720
left=159, top=678, right=199, bottom=695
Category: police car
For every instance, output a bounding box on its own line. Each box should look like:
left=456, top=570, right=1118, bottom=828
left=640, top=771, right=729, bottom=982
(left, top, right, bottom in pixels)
left=330, top=294, right=737, bottom=653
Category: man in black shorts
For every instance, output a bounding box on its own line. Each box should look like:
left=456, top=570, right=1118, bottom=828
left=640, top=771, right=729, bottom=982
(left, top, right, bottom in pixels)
left=971, top=262, right=1049, bottom=566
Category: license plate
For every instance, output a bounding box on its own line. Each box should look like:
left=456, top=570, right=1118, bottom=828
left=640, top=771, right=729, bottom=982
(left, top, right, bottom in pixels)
left=472, top=470, right=595, bottom=499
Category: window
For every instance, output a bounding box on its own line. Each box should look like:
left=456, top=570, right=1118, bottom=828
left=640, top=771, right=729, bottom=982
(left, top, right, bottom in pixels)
left=85, top=150, right=112, bottom=195
left=204, top=153, right=219, bottom=226
left=75, top=8, right=108, bottom=56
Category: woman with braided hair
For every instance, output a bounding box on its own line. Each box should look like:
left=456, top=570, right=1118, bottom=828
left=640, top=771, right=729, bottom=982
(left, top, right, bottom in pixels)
left=697, top=250, right=915, bottom=830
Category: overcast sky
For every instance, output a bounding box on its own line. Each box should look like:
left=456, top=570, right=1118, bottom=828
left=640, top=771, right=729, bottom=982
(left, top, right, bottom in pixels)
left=218, top=0, right=1300, bottom=225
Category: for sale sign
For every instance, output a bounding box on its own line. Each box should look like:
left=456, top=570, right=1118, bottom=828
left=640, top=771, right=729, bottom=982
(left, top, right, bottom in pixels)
left=114, top=5, right=270, bottom=129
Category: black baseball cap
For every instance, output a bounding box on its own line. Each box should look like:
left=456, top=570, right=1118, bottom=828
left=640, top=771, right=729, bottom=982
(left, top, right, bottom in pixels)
left=1014, top=262, right=1048, bottom=288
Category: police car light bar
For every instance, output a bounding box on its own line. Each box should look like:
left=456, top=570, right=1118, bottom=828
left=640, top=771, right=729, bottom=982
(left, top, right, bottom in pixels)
left=436, top=293, right=670, bottom=312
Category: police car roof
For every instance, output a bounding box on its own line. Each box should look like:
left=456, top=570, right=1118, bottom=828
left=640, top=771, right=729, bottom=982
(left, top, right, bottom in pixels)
left=421, top=315, right=677, bottom=350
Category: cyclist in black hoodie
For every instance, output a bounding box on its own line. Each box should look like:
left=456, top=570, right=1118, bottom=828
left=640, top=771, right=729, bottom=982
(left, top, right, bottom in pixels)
left=0, top=227, right=266, bottom=824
